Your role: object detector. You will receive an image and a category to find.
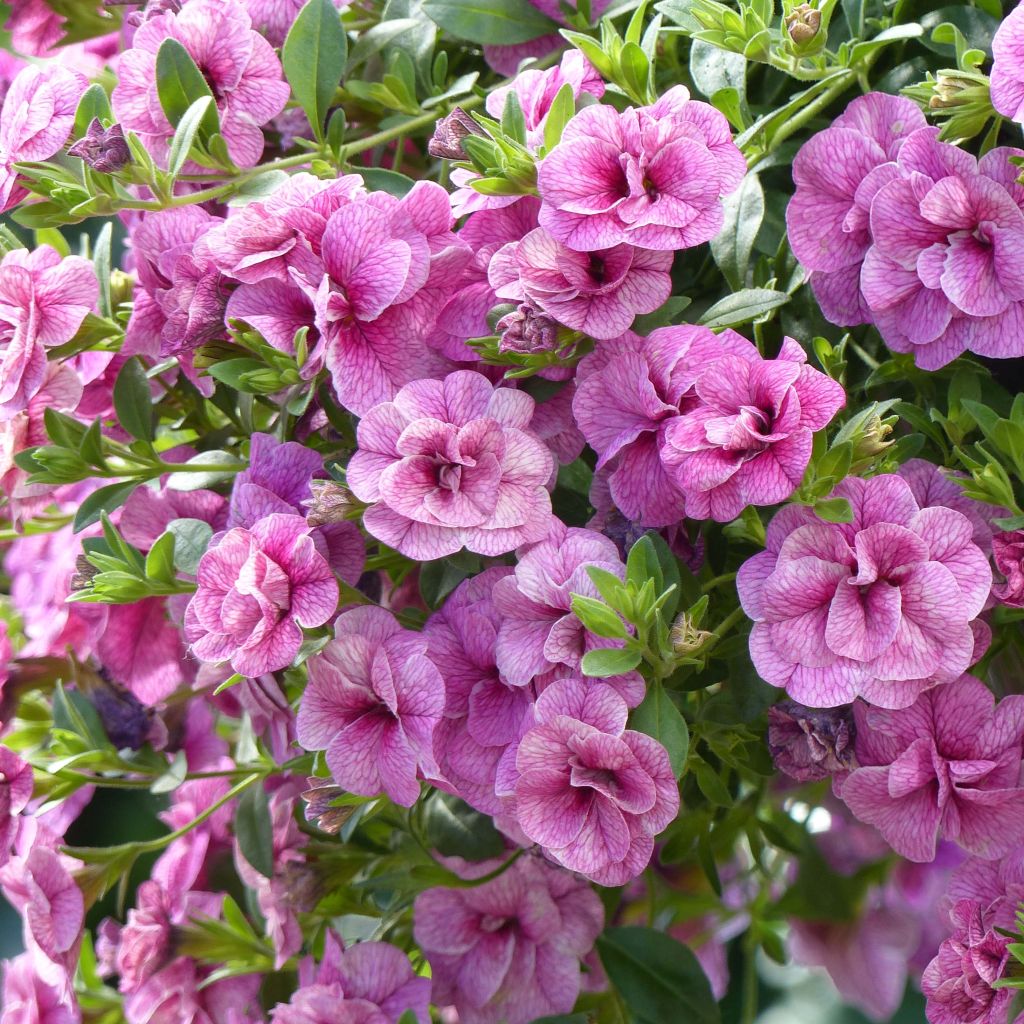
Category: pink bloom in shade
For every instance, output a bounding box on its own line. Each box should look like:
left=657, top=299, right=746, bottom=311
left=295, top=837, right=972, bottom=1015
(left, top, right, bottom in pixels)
left=991, top=3, right=1024, bottom=123
left=347, top=371, right=554, bottom=560
left=124, top=957, right=262, bottom=1024
left=491, top=520, right=628, bottom=685
left=1, top=954, right=77, bottom=1024
left=992, top=529, right=1024, bottom=607
left=424, top=567, right=535, bottom=815
left=661, top=336, right=846, bottom=521
left=119, top=484, right=227, bottom=552
left=112, top=0, right=290, bottom=168
left=413, top=853, right=603, bottom=1024
left=736, top=474, right=992, bottom=709
left=537, top=85, right=745, bottom=251
left=0, top=746, right=32, bottom=868
left=0, top=64, right=86, bottom=211
left=226, top=278, right=322, bottom=373
left=573, top=325, right=752, bottom=527
left=296, top=606, right=445, bottom=807
left=786, top=92, right=925, bottom=325
left=0, top=246, right=98, bottom=416
left=509, top=677, right=679, bottom=884
left=489, top=229, right=673, bottom=339
left=837, top=676, right=1024, bottom=863
left=272, top=992, right=389, bottom=1024
left=184, top=513, right=339, bottom=677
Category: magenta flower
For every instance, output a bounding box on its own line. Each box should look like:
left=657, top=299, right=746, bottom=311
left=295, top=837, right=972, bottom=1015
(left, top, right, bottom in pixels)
left=489, top=228, right=673, bottom=339
left=838, top=676, right=1024, bottom=862
left=125, top=957, right=262, bottom=1024
left=4, top=0, right=64, bottom=56
left=992, top=530, right=1024, bottom=607
left=0, top=63, right=86, bottom=212
left=347, top=371, right=554, bottom=560
left=296, top=606, right=445, bottom=807
left=992, top=3, right=1024, bottom=123
left=509, top=677, right=679, bottom=884
left=241, top=0, right=345, bottom=46
left=0, top=747, right=32, bottom=869
left=537, top=85, right=745, bottom=251
left=113, top=0, right=290, bottom=168
left=786, top=92, right=925, bottom=324
left=413, top=853, right=603, bottom=1024
left=737, top=474, right=992, bottom=708
left=184, top=513, right=339, bottom=676
left=2, top=954, right=76, bottom=1024
left=424, top=567, right=534, bottom=815
left=573, top=325, right=753, bottom=526
left=491, top=520, right=627, bottom=685
left=119, top=484, right=227, bottom=552
left=661, top=336, right=845, bottom=520
left=0, top=245, right=97, bottom=416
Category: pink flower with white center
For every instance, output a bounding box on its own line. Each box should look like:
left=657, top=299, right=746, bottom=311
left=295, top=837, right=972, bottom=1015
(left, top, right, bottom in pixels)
left=537, top=85, right=745, bottom=251
left=1, top=954, right=76, bottom=1024
left=837, top=676, right=1024, bottom=863
left=737, top=474, right=992, bottom=708
left=491, top=520, right=627, bottom=685
left=0, top=63, right=86, bottom=212
left=508, top=677, right=679, bottom=884
left=184, top=513, right=339, bottom=677
left=0, top=245, right=97, bottom=416
left=413, top=853, right=603, bottom=1024
left=488, top=228, right=673, bottom=339
left=347, top=371, right=554, bottom=560
left=296, top=606, right=445, bottom=807
left=112, top=0, right=290, bottom=168
left=573, top=325, right=753, bottom=527
left=661, top=336, right=845, bottom=521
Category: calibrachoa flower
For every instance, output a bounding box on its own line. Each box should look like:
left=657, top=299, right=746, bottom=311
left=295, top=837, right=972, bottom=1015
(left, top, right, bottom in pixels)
left=113, top=0, right=290, bottom=168
left=661, top=336, right=846, bottom=520
left=347, top=371, right=554, bottom=559
left=296, top=606, right=445, bottom=807
left=991, top=2, right=1024, bottom=123
left=184, top=512, right=339, bottom=676
left=537, top=85, right=745, bottom=251
left=838, top=675, right=1024, bottom=862
left=0, top=746, right=32, bottom=867
left=508, top=677, right=679, bottom=884
left=992, top=529, right=1024, bottom=607
left=413, top=854, right=603, bottom=1024
left=1, top=953, right=76, bottom=1024
left=737, top=474, right=992, bottom=708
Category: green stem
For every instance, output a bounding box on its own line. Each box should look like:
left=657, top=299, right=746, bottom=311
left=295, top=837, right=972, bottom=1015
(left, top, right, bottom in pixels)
left=702, top=606, right=747, bottom=658
left=701, top=572, right=737, bottom=594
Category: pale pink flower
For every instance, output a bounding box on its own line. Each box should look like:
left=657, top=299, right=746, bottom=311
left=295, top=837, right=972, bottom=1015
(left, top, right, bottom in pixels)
left=0, top=746, right=32, bottom=868
left=413, top=853, right=603, bottom=1024
left=184, top=513, right=339, bottom=676
left=296, top=606, right=445, bottom=807
left=241, top=0, right=347, bottom=46
left=4, top=0, right=63, bottom=55
left=113, top=0, right=290, bottom=168
left=1, top=953, right=77, bottom=1024
left=991, top=2, right=1024, bottom=123
left=537, top=85, right=745, bottom=251
left=737, top=474, right=992, bottom=708
left=124, top=957, right=262, bottom=1024
left=992, top=529, right=1024, bottom=607
left=347, top=371, right=554, bottom=560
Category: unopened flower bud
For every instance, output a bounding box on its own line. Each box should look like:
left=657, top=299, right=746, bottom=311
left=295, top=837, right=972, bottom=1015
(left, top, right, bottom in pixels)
left=670, top=613, right=712, bottom=655
left=496, top=303, right=560, bottom=355
left=428, top=108, right=486, bottom=160
left=853, top=414, right=894, bottom=461
left=303, top=479, right=356, bottom=526
left=767, top=700, right=856, bottom=782
left=931, top=72, right=974, bottom=109
left=785, top=3, right=821, bottom=45
left=70, top=555, right=98, bottom=592
left=68, top=119, right=132, bottom=174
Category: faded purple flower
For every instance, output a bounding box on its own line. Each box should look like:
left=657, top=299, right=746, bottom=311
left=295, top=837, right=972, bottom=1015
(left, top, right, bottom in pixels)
left=428, top=107, right=485, bottom=160
left=347, top=371, right=554, bottom=560
left=737, top=474, right=992, bottom=708
left=413, top=853, right=603, bottom=1024
left=662, top=336, right=845, bottom=520
left=537, top=85, right=745, bottom=251
left=767, top=700, right=857, bottom=782
left=67, top=118, right=130, bottom=173
left=296, top=606, right=445, bottom=807
left=495, top=302, right=560, bottom=354
left=184, top=513, right=339, bottom=676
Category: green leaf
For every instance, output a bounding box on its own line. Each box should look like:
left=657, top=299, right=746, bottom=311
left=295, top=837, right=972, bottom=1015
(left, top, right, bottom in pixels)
left=166, top=96, right=215, bottom=177
left=235, top=783, right=275, bottom=879
left=632, top=682, right=689, bottom=778
left=580, top=646, right=642, bottom=677
left=542, top=82, right=575, bottom=152
left=395, top=1013, right=420, bottom=1024
left=144, top=531, right=177, bottom=584
left=814, top=496, right=853, bottom=523
left=422, top=0, right=557, bottom=45
left=692, top=760, right=732, bottom=807
left=93, top=221, right=113, bottom=320
left=419, top=553, right=479, bottom=609
left=698, top=288, right=789, bottom=330
left=166, top=518, right=214, bottom=574
left=155, top=39, right=220, bottom=137
left=596, top=927, right=721, bottom=1024
left=689, top=37, right=746, bottom=100
left=423, top=793, right=506, bottom=861
left=282, top=0, right=348, bottom=142
left=571, top=595, right=629, bottom=639
left=73, top=84, right=113, bottom=140
left=710, top=173, right=763, bottom=291
left=74, top=480, right=139, bottom=532
left=165, top=451, right=245, bottom=492
left=113, top=356, right=155, bottom=443
left=357, top=167, right=416, bottom=197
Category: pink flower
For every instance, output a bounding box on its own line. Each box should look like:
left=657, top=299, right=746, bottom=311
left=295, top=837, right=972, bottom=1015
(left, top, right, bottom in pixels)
left=113, top=0, right=290, bottom=168
left=838, top=676, right=1024, bottom=862
left=992, top=529, right=1024, bottom=607
left=296, top=606, right=445, bottom=807
left=347, top=371, right=554, bottom=560
left=0, top=246, right=97, bottom=416
left=119, top=484, right=227, bottom=551
left=0, top=746, right=32, bottom=868
left=508, top=677, right=678, bottom=884
left=661, top=336, right=845, bottom=520
left=5, top=0, right=63, bottom=55
left=241, top=0, right=346, bottom=46
left=489, top=228, right=673, bottom=339
left=737, top=474, right=992, bottom=708
left=992, top=2, right=1024, bottom=123
left=0, top=64, right=86, bottom=211
left=786, top=92, right=925, bottom=324
left=124, top=957, right=262, bottom=1024
left=413, top=853, right=603, bottom=1024
left=573, top=325, right=752, bottom=526
left=492, top=520, right=627, bottom=685
left=184, top=513, right=339, bottom=676
left=1, top=954, right=76, bottom=1024
left=537, top=85, right=745, bottom=251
